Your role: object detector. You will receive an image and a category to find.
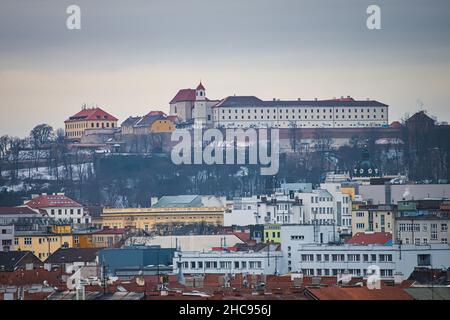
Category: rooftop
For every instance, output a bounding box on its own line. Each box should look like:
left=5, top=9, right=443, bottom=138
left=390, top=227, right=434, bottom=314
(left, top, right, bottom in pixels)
left=346, top=232, right=392, bottom=246
left=45, top=248, right=100, bottom=264
left=0, top=206, right=38, bottom=215
left=214, top=95, right=388, bottom=108
left=65, top=107, right=118, bottom=122
left=25, top=194, right=83, bottom=209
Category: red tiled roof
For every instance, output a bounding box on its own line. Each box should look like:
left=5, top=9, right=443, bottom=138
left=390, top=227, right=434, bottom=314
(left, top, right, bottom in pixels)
left=0, top=269, right=63, bottom=287
left=346, top=232, right=392, bottom=245
left=306, top=285, right=413, bottom=300
left=233, top=232, right=251, bottom=242
left=196, top=82, right=205, bottom=91
left=169, top=89, right=196, bottom=104
left=25, top=194, right=83, bottom=209
left=145, top=110, right=166, bottom=117
left=389, top=121, right=403, bottom=128
left=0, top=206, right=38, bottom=215
left=65, top=107, right=118, bottom=122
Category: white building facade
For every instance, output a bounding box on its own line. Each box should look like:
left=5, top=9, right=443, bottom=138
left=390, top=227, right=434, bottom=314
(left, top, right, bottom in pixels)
left=320, top=183, right=352, bottom=234
left=0, top=225, right=14, bottom=252
left=24, top=193, right=91, bottom=225
left=224, top=196, right=259, bottom=226
left=212, top=96, right=388, bottom=129
left=279, top=242, right=450, bottom=279
left=173, top=250, right=283, bottom=275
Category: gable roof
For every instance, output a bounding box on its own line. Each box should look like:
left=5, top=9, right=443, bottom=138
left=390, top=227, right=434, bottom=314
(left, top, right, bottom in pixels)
left=405, top=111, right=435, bottom=124
left=134, top=111, right=167, bottom=127
left=121, top=116, right=142, bottom=127
left=45, top=248, right=100, bottom=264
left=0, top=251, right=40, bottom=271
left=170, top=89, right=197, bottom=104
left=214, top=96, right=388, bottom=108
left=25, top=194, right=83, bottom=209
left=65, top=107, right=118, bottom=122
left=0, top=206, right=38, bottom=215
left=346, top=232, right=392, bottom=245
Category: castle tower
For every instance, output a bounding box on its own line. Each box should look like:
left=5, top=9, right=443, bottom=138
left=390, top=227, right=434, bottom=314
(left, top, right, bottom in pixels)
left=196, top=82, right=206, bottom=101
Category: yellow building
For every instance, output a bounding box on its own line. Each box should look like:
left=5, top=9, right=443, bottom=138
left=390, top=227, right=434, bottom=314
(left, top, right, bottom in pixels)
left=100, top=207, right=224, bottom=231
left=14, top=225, right=73, bottom=261
left=121, top=111, right=175, bottom=135
left=264, top=224, right=281, bottom=243
left=352, top=204, right=395, bottom=235
left=341, top=187, right=356, bottom=200
left=65, top=106, right=118, bottom=140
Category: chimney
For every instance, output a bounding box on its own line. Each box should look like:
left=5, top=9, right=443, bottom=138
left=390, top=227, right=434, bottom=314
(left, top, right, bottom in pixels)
left=394, top=272, right=404, bottom=285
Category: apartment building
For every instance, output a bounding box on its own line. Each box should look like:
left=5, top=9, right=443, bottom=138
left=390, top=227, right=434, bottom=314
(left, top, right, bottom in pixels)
left=279, top=242, right=450, bottom=279
left=24, top=193, right=91, bottom=225
left=173, top=250, right=283, bottom=275
left=352, top=204, right=395, bottom=234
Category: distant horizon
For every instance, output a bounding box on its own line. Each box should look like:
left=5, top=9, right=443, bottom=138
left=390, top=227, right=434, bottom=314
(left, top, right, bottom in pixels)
left=1, top=0, right=450, bottom=137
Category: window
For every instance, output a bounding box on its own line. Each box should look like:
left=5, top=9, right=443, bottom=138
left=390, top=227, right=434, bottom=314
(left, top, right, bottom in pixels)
left=417, top=254, right=431, bottom=266
left=441, top=223, right=448, bottom=232
left=24, top=237, right=32, bottom=245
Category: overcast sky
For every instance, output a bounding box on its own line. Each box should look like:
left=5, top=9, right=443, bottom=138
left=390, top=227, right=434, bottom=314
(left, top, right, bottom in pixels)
left=1, top=0, right=450, bottom=137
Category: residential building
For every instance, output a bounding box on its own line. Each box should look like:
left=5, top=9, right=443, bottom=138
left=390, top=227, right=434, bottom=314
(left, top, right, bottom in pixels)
left=0, top=225, right=14, bottom=252
left=0, top=251, right=43, bottom=272
left=24, top=193, right=90, bottom=225
left=393, top=199, right=450, bottom=245
left=45, top=248, right=100, bottom=271
left=320, top=183, right=352, bottom=234
left=64, top=106, right=118, bottom=141
left=91, top=228, right=126, bottom=248
left=264, top=224, right=282, bottom=243
left=395, top=216, right=449, bottom=245
left=255, top=192, right=304, bottom=225
left=224, top=196, right=259, bottom=226
left=212, top=96, right=388, bottom=129
left=279, top=242, right=450, bottom=279
left=121, top=111, right=176, bottom=135
left=0, top=206, right=40, bottom=225
left=173, top=250, right=283, bottom=275
left=14, top=225, right=73, bottom=261
left=352, top=204, right=395, bottom=234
